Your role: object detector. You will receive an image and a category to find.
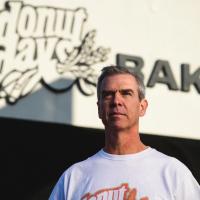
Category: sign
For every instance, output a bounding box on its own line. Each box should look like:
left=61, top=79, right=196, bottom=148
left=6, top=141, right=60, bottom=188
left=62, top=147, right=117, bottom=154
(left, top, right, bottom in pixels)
left=0, top=0, right=200, bottom=140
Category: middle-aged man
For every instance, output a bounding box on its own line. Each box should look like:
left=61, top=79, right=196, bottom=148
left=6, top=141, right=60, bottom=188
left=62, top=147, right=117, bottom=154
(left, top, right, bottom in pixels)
left=49, top=66, right=200, bottom=200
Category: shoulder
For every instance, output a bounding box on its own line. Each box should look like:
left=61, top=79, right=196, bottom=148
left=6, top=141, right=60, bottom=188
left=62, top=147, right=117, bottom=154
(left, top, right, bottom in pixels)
left=148, top=148, right=192, bottom=174
left=62, top=150, right=102, bottom=177
left=151, top=148, right=194, bottom=177
left=165, top=156, right=193, bottom=177
left=145, top=148, right=175, bottom=165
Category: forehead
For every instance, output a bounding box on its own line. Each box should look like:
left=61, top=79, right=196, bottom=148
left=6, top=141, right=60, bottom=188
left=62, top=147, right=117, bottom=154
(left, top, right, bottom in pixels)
left=100, top=74, right=138, bottom=90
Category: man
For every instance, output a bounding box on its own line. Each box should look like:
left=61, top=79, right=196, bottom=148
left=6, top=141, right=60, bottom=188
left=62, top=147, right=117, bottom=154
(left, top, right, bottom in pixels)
left=49, top=66, right=200, bottom=200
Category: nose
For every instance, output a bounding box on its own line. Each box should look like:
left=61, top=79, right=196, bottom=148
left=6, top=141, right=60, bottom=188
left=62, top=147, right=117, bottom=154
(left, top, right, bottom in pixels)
left=111, top=91, right=122, bottom=106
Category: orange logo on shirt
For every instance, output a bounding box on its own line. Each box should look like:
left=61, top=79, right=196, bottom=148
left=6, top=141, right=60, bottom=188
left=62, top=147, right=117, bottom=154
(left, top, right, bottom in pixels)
left=81, top=183, right=149, bottom=200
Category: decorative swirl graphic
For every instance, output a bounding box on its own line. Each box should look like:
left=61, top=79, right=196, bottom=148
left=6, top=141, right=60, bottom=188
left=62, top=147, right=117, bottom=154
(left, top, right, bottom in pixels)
left=0, top=2, right=110, bottom=104
left=55, top=30, right=110, bottom=96
left=0, top=30, right=110, bottom=104
left=0, top=68, right=40, bottom=104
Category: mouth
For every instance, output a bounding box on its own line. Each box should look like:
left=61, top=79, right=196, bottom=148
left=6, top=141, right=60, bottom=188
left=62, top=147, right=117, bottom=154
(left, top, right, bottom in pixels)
left=109, top=112, right=125, bottom=117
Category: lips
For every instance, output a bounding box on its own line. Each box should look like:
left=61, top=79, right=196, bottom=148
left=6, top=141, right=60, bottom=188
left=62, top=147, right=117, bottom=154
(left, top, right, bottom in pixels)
left=109, top=112, right=125, bottom=116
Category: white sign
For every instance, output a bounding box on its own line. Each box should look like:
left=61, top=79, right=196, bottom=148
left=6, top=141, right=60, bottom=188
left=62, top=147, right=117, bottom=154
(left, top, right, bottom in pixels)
left=0, top=0, right=200, bottom=140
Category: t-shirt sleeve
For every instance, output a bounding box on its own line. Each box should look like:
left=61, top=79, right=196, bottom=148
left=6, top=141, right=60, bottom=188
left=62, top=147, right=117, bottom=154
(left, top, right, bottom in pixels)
left=171, top=158, right=200, bottom=199
left=48, top=173, right=66, bottom=200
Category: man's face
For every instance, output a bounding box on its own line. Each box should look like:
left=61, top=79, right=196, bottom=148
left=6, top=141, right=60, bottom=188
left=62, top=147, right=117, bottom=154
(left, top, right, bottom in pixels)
left=97, top=74, right=148, bottom=131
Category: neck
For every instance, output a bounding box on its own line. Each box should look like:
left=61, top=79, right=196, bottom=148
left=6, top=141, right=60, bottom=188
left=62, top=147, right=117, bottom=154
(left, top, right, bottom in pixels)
left=104, top=128, right=147, bottom=155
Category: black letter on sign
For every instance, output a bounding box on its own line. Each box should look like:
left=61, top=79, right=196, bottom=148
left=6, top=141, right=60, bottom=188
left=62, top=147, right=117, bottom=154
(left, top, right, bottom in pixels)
left=181, top=64, right=200, bottom=93
left=147, top=60, right=178, bottom=90
left=116, top=53, right=144, bottom=80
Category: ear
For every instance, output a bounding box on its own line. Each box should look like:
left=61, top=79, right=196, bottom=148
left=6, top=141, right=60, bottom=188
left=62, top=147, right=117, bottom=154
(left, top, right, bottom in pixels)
left=139, top=99, right=148, bottom=117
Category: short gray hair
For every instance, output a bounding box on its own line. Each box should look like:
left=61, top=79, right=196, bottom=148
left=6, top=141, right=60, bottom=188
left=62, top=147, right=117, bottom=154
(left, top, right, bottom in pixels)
left=97, top=66, right=145, bottom=101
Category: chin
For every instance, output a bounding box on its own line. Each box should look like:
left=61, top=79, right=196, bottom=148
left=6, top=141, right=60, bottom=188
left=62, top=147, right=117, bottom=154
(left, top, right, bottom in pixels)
left=109, top=123, right=127, bottom=131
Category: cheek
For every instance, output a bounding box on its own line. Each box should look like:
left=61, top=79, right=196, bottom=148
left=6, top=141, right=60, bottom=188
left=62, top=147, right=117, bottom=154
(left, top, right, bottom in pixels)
left=99, top=102, right=110, bottom=118
left=129, top=102, right=141, bottom=115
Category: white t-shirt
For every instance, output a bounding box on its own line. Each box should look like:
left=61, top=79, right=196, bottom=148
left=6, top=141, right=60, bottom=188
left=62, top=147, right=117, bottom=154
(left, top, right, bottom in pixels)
left=49, top=147, right=200, bottom=200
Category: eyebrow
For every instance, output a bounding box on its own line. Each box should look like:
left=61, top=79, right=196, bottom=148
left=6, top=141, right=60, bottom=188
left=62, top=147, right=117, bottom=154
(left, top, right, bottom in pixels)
left=101, top=89, right=135, bottom=94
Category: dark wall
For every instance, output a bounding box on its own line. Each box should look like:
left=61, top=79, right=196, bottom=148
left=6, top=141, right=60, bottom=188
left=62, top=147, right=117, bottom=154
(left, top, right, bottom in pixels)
left=1, top=117, right=200, bottom=200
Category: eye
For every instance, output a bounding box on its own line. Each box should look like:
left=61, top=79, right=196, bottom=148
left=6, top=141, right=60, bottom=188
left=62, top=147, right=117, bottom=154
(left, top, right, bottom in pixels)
left=101, top=91, right=114, bottom=99
left=121, top=90, right=133, bottom=96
